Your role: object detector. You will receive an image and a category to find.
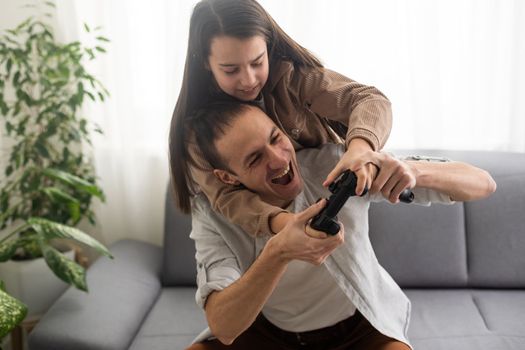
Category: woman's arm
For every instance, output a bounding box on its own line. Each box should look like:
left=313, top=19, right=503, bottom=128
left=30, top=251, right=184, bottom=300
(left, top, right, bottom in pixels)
left=189, top=140, right=288, bottom=236
left=295, top=65, right=393, bottom=152
left=291, top=65, right=394, bottom=191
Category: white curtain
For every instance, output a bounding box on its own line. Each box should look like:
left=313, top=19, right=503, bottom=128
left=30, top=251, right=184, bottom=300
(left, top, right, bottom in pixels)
left=48, top=0, right=524, bottom=246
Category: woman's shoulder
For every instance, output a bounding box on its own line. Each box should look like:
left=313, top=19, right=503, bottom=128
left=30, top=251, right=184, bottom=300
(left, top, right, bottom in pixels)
left=267, top=59, right=294, bottom=90
left=268, top=59, right=331, bottom=92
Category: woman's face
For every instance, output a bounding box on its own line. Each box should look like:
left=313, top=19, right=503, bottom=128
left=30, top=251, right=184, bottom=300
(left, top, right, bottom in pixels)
left=207, top=35, right=269, bottom=101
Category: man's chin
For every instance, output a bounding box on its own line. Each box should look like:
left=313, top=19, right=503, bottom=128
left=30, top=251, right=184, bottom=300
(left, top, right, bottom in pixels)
left=266, top=181, right=302, bottom=208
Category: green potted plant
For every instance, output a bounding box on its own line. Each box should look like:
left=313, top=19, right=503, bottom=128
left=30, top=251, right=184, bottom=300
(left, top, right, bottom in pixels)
left=0, top=1, right=112, bottom=340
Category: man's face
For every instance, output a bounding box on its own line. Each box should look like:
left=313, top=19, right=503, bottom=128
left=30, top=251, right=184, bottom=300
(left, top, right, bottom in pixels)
left=213, top=106, right=303, bottom=207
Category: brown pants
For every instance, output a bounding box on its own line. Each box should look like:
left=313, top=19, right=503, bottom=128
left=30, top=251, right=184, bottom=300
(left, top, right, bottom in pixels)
left=186, top=312, right=410, bottom=350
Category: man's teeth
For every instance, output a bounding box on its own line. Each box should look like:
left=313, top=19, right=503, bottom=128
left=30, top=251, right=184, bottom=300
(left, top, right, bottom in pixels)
left=272, top=165, right=290, bottom=180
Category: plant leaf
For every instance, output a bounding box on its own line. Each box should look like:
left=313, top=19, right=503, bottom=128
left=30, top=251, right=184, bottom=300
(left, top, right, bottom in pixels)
left=40, top=244, right=88, bottom=292
left=0, top=288, right=28, bottom=338
left=42, top=168, right=104, bottom=199
left=0, top=240, right=19, bottom=262
left=41, top=187, right=80, bottom=205
left=35, top=142, right=50, bottom=158
left=41, top=187, right=82, bottom=222
left=28, top=217, right=112, bottom=258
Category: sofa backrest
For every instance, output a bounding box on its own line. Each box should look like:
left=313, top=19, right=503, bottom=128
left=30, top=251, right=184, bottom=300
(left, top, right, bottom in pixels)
left=162, top=187, right=196, bottom=286
left=163, top=150, right=525, bottom=289
left=369, top=150, right=525, bottom=288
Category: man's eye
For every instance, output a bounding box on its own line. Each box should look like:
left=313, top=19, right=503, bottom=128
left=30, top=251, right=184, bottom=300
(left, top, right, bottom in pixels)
left=249, top=155, right=261, bottom=168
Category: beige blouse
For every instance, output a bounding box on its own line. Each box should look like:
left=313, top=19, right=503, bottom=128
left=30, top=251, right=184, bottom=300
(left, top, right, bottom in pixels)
left=187, top=60, right=392, bottom=235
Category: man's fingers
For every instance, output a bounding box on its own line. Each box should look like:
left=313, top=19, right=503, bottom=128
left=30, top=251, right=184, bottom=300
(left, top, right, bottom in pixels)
left=390, top=177, right=412, bottom=203
left=305, top=225, right=328, bottom=239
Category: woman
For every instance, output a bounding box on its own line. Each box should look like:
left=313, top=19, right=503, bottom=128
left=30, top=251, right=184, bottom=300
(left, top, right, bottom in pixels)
left=170, top=0, right=394, bottom=236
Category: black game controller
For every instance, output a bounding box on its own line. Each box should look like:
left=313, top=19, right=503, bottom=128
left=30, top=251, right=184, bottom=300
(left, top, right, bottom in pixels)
left=310, top=170, right=414, bottom=235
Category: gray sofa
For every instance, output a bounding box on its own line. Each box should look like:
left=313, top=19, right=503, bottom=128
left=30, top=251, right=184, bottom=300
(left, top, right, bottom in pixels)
left=28, top=150, right=525, bottom=350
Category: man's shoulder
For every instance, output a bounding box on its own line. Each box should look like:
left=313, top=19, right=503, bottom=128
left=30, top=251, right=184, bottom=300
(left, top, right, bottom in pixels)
left=297, top=143, right=344, bottom=177
left=191, top=194, right=228, bottom=232
left=191, top=193, right=248, bottom=238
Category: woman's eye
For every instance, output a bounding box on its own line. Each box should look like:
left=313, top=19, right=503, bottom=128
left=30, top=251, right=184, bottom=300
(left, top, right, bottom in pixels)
left=224, top=69, right=238, bottom=75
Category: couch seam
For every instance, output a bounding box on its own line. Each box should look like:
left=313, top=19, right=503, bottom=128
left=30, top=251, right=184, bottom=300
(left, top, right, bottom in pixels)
left=471, top=294, right=491, bottom=332
left=463, top=202, right=470, bottom=286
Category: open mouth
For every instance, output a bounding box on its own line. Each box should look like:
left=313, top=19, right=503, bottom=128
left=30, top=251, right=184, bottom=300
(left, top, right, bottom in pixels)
left=270, top=163, right=294, bottom=186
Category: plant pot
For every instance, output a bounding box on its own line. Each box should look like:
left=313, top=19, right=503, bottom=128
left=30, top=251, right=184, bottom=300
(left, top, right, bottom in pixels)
left=0, top=250, right=75, bottom=316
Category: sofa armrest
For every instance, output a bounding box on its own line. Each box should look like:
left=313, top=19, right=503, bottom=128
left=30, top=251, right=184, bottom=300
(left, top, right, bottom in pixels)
left=28, top=239, right=163, bottom=350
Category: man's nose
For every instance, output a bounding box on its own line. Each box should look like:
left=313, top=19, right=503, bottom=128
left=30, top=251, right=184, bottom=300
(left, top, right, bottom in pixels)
left=267, top=146, right=288, bottom=169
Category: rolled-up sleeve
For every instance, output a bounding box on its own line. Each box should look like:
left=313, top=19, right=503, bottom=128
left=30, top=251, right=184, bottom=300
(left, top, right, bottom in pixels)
left=370, top=155, right=455, bottom=206
left=403, top=155, right=455, bottom=206
left=190, top=198, right=242, bottom=309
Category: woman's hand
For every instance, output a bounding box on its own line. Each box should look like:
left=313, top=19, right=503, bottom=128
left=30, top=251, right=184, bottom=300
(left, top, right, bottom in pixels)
left=324, top=140, right=417, bottom=203
left=323, top=138, right=378, bottom=196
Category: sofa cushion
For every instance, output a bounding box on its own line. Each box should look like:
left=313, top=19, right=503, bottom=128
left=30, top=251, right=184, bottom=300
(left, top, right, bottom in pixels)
left=369, top=201, right=468, bottom=287
left=466, top=172, right=525, bottom=287
left=162, top=188, right=197, bottom=286
left=128, top=287, right=206, bottom=350
left=29, top=240, right=163, bottom=350
left=406, top=289, right=525, bottom=350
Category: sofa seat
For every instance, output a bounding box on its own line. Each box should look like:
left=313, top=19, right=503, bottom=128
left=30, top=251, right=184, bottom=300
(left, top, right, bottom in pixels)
left=406, top=289, right=525, bottom=349
left=128, top=288, right=205, bottom=350
left=28, top=150, right=525, bottom=350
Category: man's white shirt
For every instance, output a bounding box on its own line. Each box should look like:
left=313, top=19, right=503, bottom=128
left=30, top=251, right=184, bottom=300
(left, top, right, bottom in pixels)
left=189, top=143, right=453, bottom=347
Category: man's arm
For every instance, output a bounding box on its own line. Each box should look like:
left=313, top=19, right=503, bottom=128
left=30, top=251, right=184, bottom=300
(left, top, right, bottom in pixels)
left=368, top=152, right=496, bottom=202
left=204, top=200, right=344, bottom=345
left=204, top=238, right=287, bottom=345
left=406, top=160, right=497, bottom=201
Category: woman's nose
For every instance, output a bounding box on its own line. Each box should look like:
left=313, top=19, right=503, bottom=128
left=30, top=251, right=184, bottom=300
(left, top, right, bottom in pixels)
left=240, top=67, right=256, bottom=88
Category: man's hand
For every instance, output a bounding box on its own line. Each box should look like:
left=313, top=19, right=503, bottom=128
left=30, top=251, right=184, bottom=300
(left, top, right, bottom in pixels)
left=369, top=152, right=417, bottom=203
left=324, top=139, right=416, bottom=202
left=269, top=199, right=344, bottom=266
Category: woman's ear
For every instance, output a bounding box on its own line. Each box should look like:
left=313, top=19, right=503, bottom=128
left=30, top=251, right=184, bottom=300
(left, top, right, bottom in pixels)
left=213, top=169, right=241, bottom=186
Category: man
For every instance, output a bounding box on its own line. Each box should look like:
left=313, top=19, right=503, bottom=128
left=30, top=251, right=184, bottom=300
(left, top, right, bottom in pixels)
left=184, top=103, right=496, bottom=349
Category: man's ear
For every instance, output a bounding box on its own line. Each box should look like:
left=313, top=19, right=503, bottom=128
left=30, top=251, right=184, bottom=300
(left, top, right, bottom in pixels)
left=213, top=169, right=241, bottom=186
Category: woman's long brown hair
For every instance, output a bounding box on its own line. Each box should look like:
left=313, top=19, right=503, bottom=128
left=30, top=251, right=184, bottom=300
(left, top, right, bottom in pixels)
left=170, top=0, right=322, bottom=213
